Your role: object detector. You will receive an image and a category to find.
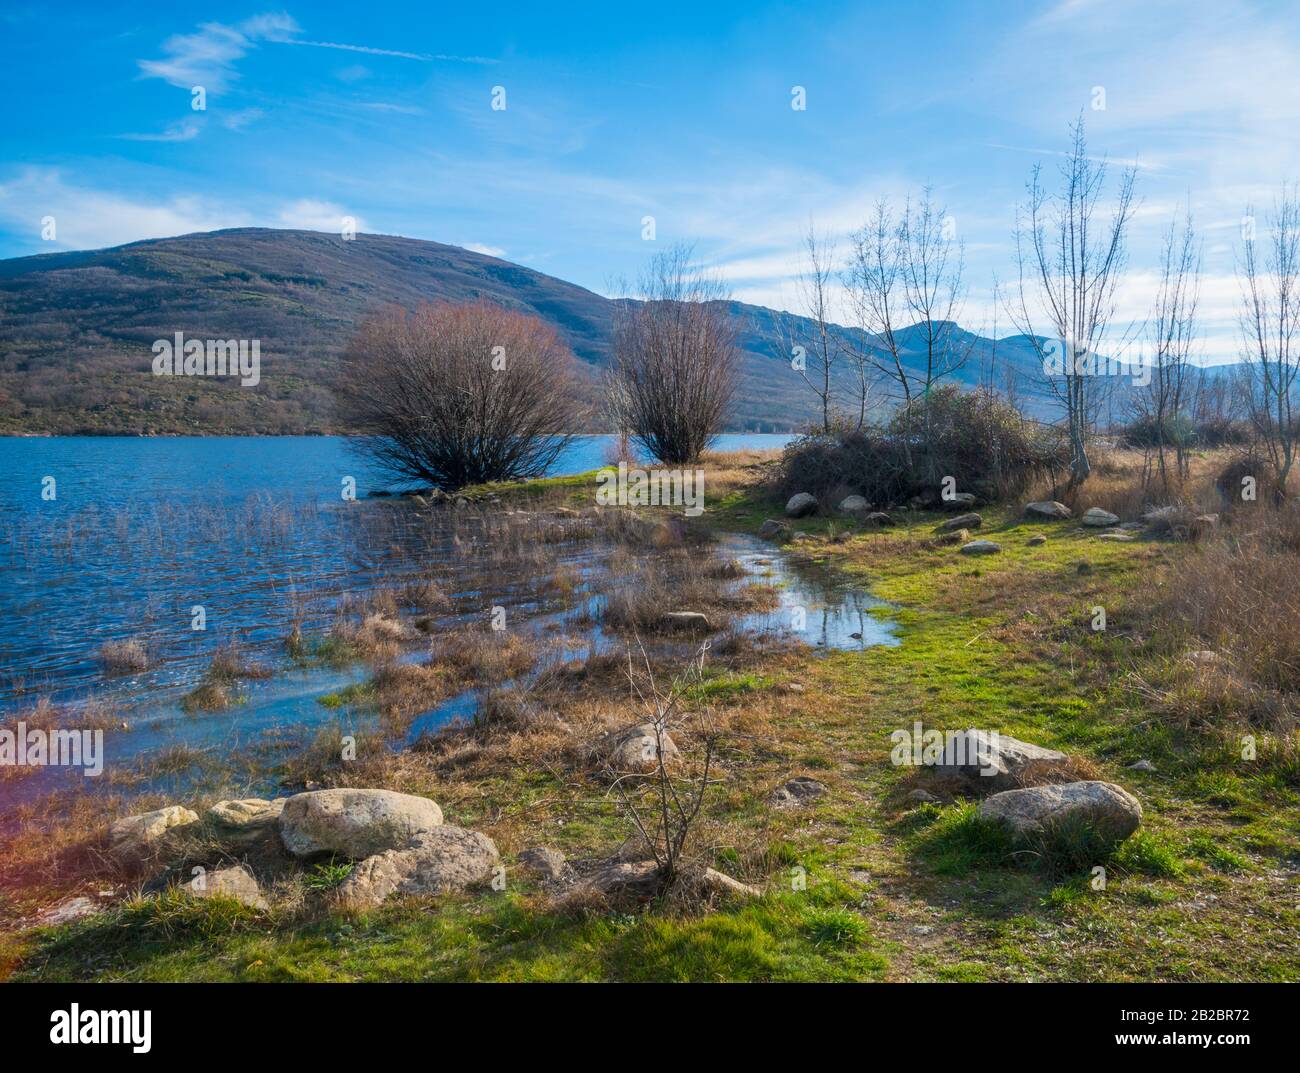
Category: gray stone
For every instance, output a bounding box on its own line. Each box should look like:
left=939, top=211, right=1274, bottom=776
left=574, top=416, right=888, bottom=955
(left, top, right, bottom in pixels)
left=767, top=776, right=827, bottom=809
left=907, top=789, right=940, bottom=805
left=785, top=492, right=818, bottom=518
left=517, top=847, right=568, bottom=882
left=597, top=722, right=679, bottom=772
left=936, top=512, right=982, bottom=532
left=1025, top=501, right=1072, bottom=520
left=837, top=495, right=869, bottom=514
left=933, top=729, right=1067, bottom=791
left=960, top=540, right=1002, bottom=555
left=1027, top=534, right=1047, bottom=546
left=941, top=492, right=978, bottom=509
left=865, top=511, right=895, bottom=526
left=278, top=789, right=444, bottom=859
left=1128, top=759, right=1156, bottom=772
left=337, top=826, right=500, bottom=909
left=206, top=798, right=285, bottom=845
left=108, top=805, right=199, bottom=862
left=1082, top=507, right=1120, bottom=527
left=37, top=896, right=101, bottom=926
left=758, top=518, right=791, bottom=540
left=188, top=863, right=268, bottom=910
left=578, top=858, right=662, bottom=897
left=977, top=780, right=1142, bottom=844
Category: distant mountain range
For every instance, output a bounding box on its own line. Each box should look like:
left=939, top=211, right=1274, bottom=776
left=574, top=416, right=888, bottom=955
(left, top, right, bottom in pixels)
left=0, top=227, right=1057, bottom=435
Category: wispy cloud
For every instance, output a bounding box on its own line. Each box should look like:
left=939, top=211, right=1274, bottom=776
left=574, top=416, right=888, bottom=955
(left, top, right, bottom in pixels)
left=137, top=13, right=299, bottom=92
left=281, top=38, right=495, bottom=64
left=276, top=198, right=365, bottom=233
left=115, top=120, right=202, bottom=142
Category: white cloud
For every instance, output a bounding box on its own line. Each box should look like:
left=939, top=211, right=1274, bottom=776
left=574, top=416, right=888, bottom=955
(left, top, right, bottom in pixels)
left=463, top=242, right=505, bottom=257
left=137, top=14, right=299, bottom=93
left=115, top=119, right=202, bottom=142
left=276, top=198, right=365, bottom=233
left=0, top=167, right=249, bottom=249
left=221, top=108, right=264, bottom=131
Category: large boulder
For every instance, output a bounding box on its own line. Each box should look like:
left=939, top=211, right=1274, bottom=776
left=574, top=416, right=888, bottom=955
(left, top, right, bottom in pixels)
left=188, top=863, right=268, bottom=910
left=278, top=789, right=444, bottom=859
left=960, top=540, right=1002, bottom=555
left=336, top=826, right=499, bottom=909
left=108, top=805, right=199, bottom=862
left=758, top=518, right=791, bottom=541
left=941, top=492, right=978, bottom=509
left=1025, top=501, right=1072, bottom=520
left=596, top=723, right=679, bottom=772
left=1082, top=507, right=1120, bottom=527
left=865, top=511, right=895, bottom=526
left=206, top=798, right=285, bottom=847
left=934, top=729, right=1067, bottom=791
left=935, top=512, right=982, bottom=533
left=837, top=495, right=869, bottom=514
left=977, top=780, right=1142, bottom=844
left=785, top=492, right=818, bottom=518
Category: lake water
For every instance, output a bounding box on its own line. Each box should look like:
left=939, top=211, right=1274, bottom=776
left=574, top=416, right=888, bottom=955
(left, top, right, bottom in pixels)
left=0, top=434, right=901, bottom=801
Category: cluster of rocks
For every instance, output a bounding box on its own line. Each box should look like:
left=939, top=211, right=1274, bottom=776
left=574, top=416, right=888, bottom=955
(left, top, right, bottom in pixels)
left=100, top=788, right=501, bottom=913
left=917, top=729, right=1144, bottom=850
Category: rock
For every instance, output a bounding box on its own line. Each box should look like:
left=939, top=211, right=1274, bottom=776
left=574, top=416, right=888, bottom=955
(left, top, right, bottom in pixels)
left=865, top=511, right=895, bottom=526
left=1141, top=505, right=1182, bottom=524
left=941, top=492, right=978, bottom=509
left=930, top=528, right=970, bottom=547
left=206, top=798, right=285, bottom=846
left=934, top=729, right=1067, bottom=791
left=1027, top=534, right=1047, bottom=546
left=36, top=896, right=101, bottom=927
left=960, top=540, right=1002, bottom=555
left=1096, top=532, right=1135, bottom=542
left=337, top=826, right=500, bottom=909
left=1082, top=507, right=1120, bottom=527
left=758, top=518, right=791, bottom=541
left=578, top=858, right=662, bottom=897
left=188, top=864, right=268, bottom=910
left=278, top=789, right=444, bottom=859
left=108, top=805, right=199, bottom=862
left=837, top=495, right=869, bottom=514
left=661, top=611, right=712, bottom=631
left=977, top=780, right=1142, bottom=844
left=700, top=868, right=761, bottom=899
left=767, top=776, right=827, bottom=809
left=785, top=492, right=818, bottom=518
left=906, top=789, right=940, bottom=805
left=597, top=722, right=679, bottom=772
left=935, top=512, right=982, bottom=533
left=517, top=847, right=568, bottom=882
left=1118, top=521, right=1145, bottom=531
left=1128, top=759, right=1156, bottom=772
left=1025, top=501, right=1072, bottom=520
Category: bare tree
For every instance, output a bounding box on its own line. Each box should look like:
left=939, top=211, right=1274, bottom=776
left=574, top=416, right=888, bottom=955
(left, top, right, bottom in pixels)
left=608, top=245, right=739, bottom=464
left=773, top=224, right=847, bottom=432
left=846, top=190, right=969, bottom=467
left=1134, top=208, right=1201, bottom=491
left=1239, top=186, right=1300, bottom=500
left=1008, top=118, right=1137, bottom=486
left=335, top=299, right=582, bottom=489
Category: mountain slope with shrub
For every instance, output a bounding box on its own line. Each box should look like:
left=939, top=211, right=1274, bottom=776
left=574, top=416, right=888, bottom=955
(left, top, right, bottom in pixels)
left=0, top=227, right=1055, bottom=435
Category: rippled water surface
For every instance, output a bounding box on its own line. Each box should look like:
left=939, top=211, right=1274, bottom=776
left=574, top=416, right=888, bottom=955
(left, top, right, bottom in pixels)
left=0, top=434, right=902, bottom=802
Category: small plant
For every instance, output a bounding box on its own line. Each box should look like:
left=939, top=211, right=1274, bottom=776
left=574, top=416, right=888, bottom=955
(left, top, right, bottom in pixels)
left=303, top=859, right=354, bottom=892
left=804, top=906, right=869, bottom=947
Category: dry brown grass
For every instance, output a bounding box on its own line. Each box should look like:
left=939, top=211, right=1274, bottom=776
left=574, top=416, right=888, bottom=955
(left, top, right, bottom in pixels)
left=95, top=638, right=149, bottom=675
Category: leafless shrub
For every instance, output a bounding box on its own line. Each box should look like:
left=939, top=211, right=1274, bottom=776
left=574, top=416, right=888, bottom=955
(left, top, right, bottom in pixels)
left=607, top=640, right=719, bottom=888
left=607, top=245, right=739, bottom=464
left=335, top=299, right=583, bottom=489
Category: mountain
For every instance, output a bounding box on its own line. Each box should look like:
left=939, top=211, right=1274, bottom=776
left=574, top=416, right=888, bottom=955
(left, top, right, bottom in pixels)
left=0, top=227, right=1051, bottom=435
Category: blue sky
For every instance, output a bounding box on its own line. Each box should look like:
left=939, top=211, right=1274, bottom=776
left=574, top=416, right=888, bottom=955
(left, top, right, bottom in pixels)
left=2, top=0, right=1298, bottom=361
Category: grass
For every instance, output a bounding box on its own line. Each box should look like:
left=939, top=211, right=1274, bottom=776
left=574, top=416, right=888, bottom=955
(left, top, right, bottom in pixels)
left=8, top=447, right=1300, bottom=982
